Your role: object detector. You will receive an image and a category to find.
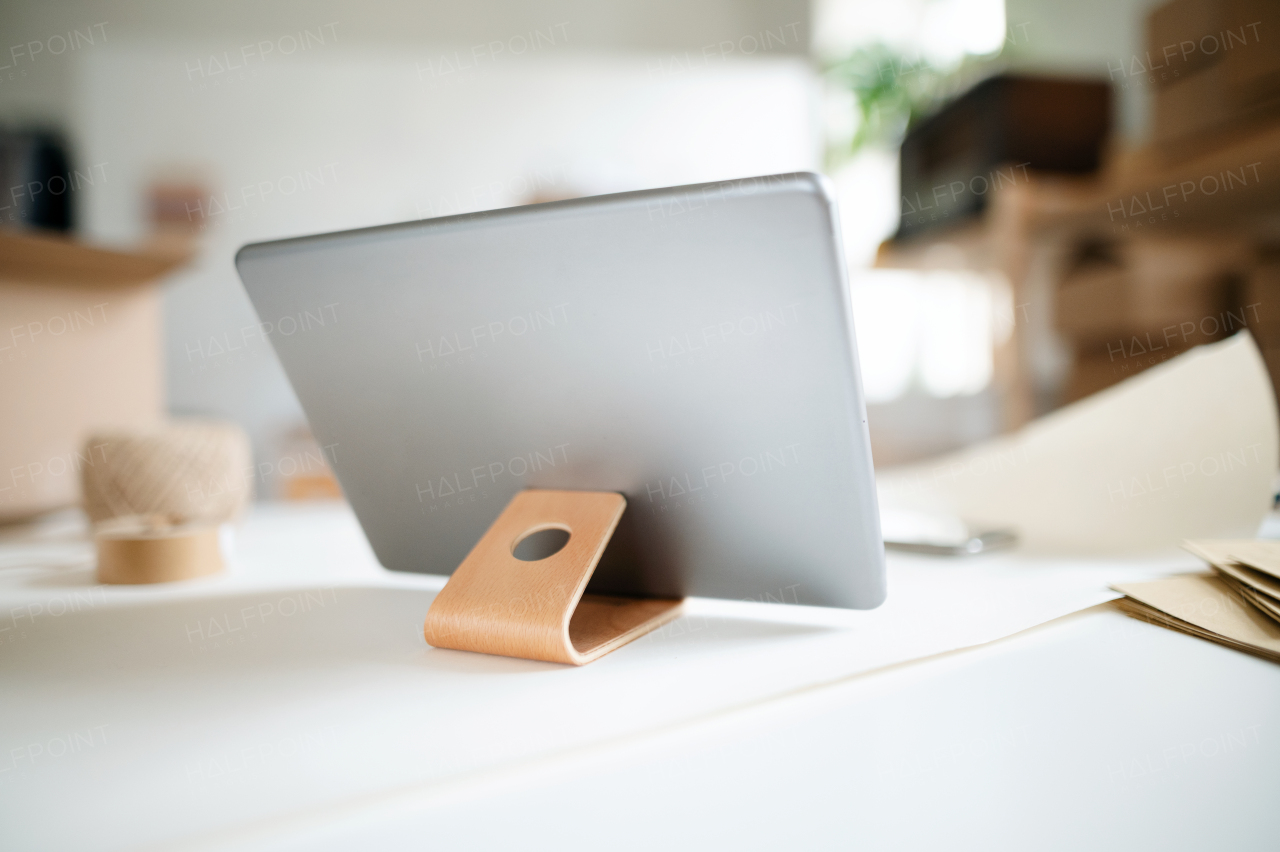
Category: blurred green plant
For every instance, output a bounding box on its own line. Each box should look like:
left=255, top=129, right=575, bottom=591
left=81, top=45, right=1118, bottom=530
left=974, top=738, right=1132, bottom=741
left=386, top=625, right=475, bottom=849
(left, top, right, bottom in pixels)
left=824, top=43, right=995, bottom=168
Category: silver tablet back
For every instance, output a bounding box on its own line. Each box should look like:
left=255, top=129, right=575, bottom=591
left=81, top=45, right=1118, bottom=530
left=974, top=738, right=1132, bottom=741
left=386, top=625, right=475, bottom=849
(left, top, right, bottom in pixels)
left=236, top=172, right=885, bottom=609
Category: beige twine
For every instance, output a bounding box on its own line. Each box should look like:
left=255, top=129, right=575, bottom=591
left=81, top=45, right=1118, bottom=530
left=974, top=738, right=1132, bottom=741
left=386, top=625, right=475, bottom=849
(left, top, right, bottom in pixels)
left=80, top=420, right=252, bottom=524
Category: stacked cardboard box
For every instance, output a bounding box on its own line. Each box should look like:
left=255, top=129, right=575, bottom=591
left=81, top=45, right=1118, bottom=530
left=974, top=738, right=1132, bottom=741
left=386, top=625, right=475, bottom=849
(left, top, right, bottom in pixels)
left=1055, top=235, right=1243, bottom=402
left=0, top=230, right=186, bottom=520
left=1150, top=0, right=1280, bottom=150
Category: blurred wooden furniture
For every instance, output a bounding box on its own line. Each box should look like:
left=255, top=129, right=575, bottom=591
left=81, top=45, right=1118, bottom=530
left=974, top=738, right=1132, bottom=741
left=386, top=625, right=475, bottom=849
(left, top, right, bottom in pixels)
left=877, top=115, right=1280, bottom=432
left=879, top=0, right=1280, bottom=434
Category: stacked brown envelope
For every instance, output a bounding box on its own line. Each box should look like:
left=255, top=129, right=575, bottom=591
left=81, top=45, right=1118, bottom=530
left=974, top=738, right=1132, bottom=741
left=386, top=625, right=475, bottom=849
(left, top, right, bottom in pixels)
left=1112, top=540, right=1280, bottom=663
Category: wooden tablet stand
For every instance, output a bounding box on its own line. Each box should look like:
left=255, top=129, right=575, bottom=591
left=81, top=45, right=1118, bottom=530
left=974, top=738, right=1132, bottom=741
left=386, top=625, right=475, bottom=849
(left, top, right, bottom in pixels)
left=423, top=489, right=684, bottom=665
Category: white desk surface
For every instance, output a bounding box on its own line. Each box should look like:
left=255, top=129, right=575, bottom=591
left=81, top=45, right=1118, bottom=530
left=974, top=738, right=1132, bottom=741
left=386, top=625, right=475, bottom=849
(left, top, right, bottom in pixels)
left=1, top=503, right=1277, bottom=851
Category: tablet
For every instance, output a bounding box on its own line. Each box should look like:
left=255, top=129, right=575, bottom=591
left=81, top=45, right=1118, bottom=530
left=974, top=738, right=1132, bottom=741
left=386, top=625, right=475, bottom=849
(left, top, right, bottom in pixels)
left=236, top=172, right=885, bottom=608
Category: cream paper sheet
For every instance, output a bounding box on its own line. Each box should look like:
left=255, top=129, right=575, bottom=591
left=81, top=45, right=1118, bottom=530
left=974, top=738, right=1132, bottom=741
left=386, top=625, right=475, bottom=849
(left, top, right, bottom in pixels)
left=877, top=332, right=1279, bottom=555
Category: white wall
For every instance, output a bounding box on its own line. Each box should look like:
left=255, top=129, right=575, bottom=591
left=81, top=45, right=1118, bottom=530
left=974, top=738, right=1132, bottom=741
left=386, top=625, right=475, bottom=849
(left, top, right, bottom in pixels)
left=66, top=39, right=819, bottom=462
left=0, top=0, right=810, bottom=127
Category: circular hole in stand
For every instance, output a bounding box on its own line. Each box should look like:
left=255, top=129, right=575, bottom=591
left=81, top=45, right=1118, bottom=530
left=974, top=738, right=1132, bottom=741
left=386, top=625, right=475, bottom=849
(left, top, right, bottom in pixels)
left=511, top=527, right=571, bottom=562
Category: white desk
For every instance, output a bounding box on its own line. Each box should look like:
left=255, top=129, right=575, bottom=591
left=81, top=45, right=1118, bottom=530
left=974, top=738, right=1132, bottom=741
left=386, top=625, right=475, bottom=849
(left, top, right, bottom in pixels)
left=269, top=609, right=1280, bottom=852
left=1, top=504, right=1277, bottom=851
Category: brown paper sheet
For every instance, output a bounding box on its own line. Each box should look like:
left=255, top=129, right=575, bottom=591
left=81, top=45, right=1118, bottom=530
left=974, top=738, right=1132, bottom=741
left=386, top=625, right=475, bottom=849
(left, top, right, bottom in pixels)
left=1112, top=573, right=1280, bottom=663
left=1220, top=575, right=1280, bottom=623
left=1114, top=598, right=1280, bottom=663
left=1213, top=561, right=1280, bottom=603
left=1181, top=538, right=1259, bottom=567
left=1182, top=538, right=1280, bottom=603
left=1227, top=540, right=1280, bottom=581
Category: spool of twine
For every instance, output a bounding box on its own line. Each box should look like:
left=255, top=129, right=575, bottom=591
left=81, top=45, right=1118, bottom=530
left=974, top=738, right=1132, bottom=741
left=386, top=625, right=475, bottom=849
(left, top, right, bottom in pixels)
left=95, top=515, right=225, bottom=585
left=81, top=420, right=249, bottom=584
left=80, top=420, right=252, bottom=524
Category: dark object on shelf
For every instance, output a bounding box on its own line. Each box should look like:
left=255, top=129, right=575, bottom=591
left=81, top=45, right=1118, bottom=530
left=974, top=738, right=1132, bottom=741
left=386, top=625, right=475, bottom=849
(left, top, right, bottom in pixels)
left=0, top=128, right=75, bottom=232
left=896, top=74, right=1111, bottom=241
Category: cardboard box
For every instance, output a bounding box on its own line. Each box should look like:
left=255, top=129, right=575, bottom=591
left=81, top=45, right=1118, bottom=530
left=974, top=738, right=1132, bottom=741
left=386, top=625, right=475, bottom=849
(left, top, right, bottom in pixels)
left=1124, top=236, right=1236, bottom=330
left=1150, top=0, right=1280, bottom=145
left=1152, top=61, right=1239, bottom=144
left=0, top=230, right=186, bottom=520
left=1220, top=0, right=1280, bottom=109
left=1056, top=236, right=1239, bottom=351
left=1147, top=0, right=1223, bottom=86
left=1055, top=264, right=1131, bottom=342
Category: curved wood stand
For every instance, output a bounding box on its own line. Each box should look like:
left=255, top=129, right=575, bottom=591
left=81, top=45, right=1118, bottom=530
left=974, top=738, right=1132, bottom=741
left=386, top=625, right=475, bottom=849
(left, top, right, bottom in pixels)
left=423, top=489, right=684, bottom=665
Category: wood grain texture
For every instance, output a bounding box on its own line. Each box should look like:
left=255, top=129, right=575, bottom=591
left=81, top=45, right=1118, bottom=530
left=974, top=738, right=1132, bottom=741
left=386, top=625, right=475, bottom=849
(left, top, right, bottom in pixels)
left=423, top=489, right=683, bottom=665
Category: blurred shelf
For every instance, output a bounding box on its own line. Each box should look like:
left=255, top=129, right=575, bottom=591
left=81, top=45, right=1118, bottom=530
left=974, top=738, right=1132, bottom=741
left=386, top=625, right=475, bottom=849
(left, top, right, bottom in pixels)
left=0, top=228, right=192, bottom=289
left=1021, top=117, right=1280, bottom=238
